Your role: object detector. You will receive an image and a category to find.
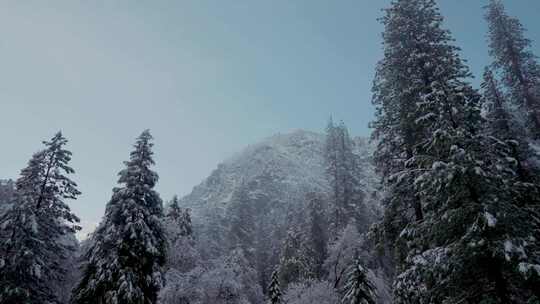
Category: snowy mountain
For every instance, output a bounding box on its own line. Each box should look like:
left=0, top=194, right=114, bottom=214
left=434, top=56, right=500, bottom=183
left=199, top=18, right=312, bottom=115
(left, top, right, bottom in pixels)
left=177, top=130, right=391, bottom=303
left=180, top=130, right=380, bottom=219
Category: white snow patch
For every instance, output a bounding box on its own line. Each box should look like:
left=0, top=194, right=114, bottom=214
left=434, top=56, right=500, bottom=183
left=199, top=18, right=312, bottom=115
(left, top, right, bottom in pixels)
left=504, top=240, right=527, bottom=261
left=518, top=263, right=540, bottom=277
left=484, top=211, right=497, bottom=227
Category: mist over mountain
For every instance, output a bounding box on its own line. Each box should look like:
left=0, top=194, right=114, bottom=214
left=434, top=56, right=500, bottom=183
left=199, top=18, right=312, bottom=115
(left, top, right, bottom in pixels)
left=174, top=129, right=391, bottom=303
left=181, top=130, right=380, bottom=221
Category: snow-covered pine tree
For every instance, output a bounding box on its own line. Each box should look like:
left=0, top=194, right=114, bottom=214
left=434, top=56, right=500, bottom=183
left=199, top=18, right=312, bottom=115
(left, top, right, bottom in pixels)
left=163, top=196, right=198, bottom=274
left=341, top=258, right=376, bottom=304
left=0, top=132, right=81, bottom=304
left=0, top=179, right=15, bottom=214
left=165, top=195, right=182, bottom=222
left=371, top=0, right=471, bottom=270
left=0, top=186, right=51, bottom=303
left=325, top=118, right=343, bottom=234
left=482, top=68, right=518, bottom=141
left=481, top=68, right=540, bottom=203
left=268, top=270, right=282, bottom=304
left=278, top=225, right=312, bottom=287
left=166, top=195, right=193, bottom=238
left=370, top=0, right=429, bottom=252
left=485, top=0, right=540, bottom=139
left=372, top=0, right=540, bottom=302
left=324, top=223, right=362, bottom=290
left=324, top=119, right=365, bottom=236
left=72, top=130, right=167, bottom=304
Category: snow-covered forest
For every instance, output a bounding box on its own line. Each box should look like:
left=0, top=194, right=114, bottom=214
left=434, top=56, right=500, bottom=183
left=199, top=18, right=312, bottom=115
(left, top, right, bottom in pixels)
left=1, top=0, right=540, bottom=303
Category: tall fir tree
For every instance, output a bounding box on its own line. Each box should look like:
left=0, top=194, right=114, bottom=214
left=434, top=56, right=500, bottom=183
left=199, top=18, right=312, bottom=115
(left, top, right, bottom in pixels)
left=0, top=132, right=81, bottom=304
left=166, top=195, right=193, bottom=238
left=485, top=0, right=540, bottom=139
left=370, top=0, right=439, bottom=271
left=267, top=270, right=282, bottom=304
left=72, top=130, right=167, bottom=304
left=341, top=258, right=376, bottom=304
left=372, top=0, right=540, bottom=302
left=481, top=68, right=517, bottom=142
left=278, top=224, right=312, bottom=287
left=325, top=119, right=366, bottom=236
left=163, top=196, right=198, bottom=274
left=481, top=68, right=540, bottom=199
left=370, top=0, right=429, bottom=252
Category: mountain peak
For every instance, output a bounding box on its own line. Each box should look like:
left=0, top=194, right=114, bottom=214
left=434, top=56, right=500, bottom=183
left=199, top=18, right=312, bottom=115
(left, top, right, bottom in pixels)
left=180, top=129, right=377, bottom=219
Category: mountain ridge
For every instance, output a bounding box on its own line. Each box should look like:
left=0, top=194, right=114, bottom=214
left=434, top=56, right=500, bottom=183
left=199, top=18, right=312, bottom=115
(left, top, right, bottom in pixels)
left=179, top=129, right=380, bottom=218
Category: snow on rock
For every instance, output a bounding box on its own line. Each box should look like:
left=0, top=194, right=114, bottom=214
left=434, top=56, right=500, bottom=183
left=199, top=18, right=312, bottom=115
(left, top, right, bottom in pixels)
left=180, top=130, right=380, bottom=221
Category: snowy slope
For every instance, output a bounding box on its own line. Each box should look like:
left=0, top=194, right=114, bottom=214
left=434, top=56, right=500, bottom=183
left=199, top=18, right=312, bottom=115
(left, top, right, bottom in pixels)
left=180, top=129, right=380, bottom=219
left=178, top=129, right=391, bottom=303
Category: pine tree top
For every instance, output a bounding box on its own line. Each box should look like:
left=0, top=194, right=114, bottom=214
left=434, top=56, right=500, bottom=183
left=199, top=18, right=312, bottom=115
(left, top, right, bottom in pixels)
left=72, top=130, right=166, bottom=304
left=167, top=195, right=181, bottom=219
left=485, top=0, right=529, bottom=49
left=268, top=270, right=282, bottom=304
left=341, top=258, right=376, bottom=304
left=118, top=129, right=159, bottom=189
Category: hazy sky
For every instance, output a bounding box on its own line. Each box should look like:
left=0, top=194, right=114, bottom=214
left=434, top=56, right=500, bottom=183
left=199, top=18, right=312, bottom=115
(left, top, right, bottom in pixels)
left=1, top=0, right=540, bottom=238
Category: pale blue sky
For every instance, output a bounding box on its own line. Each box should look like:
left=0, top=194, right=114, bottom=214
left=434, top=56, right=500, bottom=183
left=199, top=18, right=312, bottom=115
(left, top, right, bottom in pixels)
left=1, top=1, right=539, bottom=237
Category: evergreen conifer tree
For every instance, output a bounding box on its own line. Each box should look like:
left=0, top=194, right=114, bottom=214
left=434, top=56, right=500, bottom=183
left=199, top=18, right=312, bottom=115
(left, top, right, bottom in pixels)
left=166, top=195, right=193, bottom=238
left=372, top=0, right=540, bottom=302
left=278, top=226, right=312, bottom=287
left=163, top=195, right=198, bottom=274
left=268, top=270, right=282, bottom=304
left=341, top=258, right=376, bottom=304
left=482, top=68, right=517, bottom=141
left=485, top=0, right=540, bottom=139
left=481, top=68, right=540, bottom=191
left=0, top=179, right=15, bottom=212
left=0, top=132, right=80, bottom=304
left=325, top=119, right=365, bottom=235
left=72, top=130, right=166, bottom=304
